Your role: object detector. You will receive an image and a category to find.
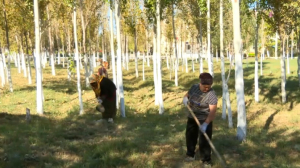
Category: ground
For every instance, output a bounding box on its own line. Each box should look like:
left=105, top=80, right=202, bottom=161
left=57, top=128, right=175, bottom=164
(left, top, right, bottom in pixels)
left=0, top=57, right=300, bottom=168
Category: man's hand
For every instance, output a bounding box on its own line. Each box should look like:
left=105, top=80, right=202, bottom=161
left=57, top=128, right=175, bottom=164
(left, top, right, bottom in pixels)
left=182, top=97, right=189, bottom=106
left=200, top=122, right=208, bottom=133
left=97, top=98, right=103, bottom=104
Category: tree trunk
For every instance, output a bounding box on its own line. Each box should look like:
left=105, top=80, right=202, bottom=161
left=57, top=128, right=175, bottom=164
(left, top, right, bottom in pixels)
left=20, top=34, right=27, bottom=78
left=134, top=28, right=139, bottom=78
left=207, top=0, right=213, bottom=76
left=286, top=36, right=290, bottom=74
left=80, top=0, right=89, bottom=87
left=115, top=0, right=125, bottom=117
left=3, top=0, right=13, bottom=92
left=47, top=5, right=55, bottom=76
left=73, top=6, right=84, bottom=115
left=110, top=7, right=116, bottom=86
left=280, top=35, right=287, bottom=103
left=153, top=27, right=158, bottom=105
left=172, top=2, right=178, bottom=86
left=156, top=0, right=164, bottom=114
left=25, top=32, right=32, bottom=85
left=232, top=0, right=246, bottom=141
left=34, top=0, right=43, bottom=114
left=275, top=31, right=278, bottom=59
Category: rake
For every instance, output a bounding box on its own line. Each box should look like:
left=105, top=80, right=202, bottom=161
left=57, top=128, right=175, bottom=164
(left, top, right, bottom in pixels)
left=186, top=104, right=227, bottom=168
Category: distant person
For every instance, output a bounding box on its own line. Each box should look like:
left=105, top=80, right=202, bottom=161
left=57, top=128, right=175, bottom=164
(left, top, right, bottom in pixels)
left=89, top=74, right=116, bottom=123
left=182, top=72, right=218, bottom=167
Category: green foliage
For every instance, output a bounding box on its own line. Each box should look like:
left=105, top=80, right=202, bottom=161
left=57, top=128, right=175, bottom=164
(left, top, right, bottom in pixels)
left=68, top=57, right=76, bottom=74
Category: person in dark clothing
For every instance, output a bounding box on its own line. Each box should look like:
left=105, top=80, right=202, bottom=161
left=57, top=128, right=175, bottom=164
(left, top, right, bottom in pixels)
left=89, top=74, right=116, bottom=123
left=182, top=72, right=218, bottom=167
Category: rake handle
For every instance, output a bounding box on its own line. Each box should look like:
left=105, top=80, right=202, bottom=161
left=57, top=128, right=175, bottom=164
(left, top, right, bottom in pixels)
left=186, top=104, right=227, bottom=168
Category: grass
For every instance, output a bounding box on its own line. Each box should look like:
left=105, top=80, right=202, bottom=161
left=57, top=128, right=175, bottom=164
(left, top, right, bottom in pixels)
left=0, top=57, right=300, bottom=168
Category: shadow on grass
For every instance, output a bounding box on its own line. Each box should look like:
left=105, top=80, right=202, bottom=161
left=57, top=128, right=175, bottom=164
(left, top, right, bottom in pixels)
left=1, top=103, right=299, bottom=168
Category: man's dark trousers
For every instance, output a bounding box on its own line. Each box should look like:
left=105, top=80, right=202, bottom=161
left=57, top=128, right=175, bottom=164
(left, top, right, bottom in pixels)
left=186, top=117, right=213, bottom=162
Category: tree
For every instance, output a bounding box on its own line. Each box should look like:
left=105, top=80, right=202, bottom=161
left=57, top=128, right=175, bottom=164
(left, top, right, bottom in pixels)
left=2, top=0, right=13, bottom=92
left=71, top=0, right=84, bottom=114
left=34, top=0, right=44, bottom=115
left=260, top=0, right=300, bottom=103
left=206, top=0, right=213, bottom=76
left=232, top=0, right=247, bottom=141
left=156, top=0, right=164, bottom=114
left=220, top=0, right=233, bottom=128
left=115, top=0, right=126, bottom=117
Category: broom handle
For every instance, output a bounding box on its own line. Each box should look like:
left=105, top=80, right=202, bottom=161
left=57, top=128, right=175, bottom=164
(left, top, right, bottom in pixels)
left=186, top=104, right=227, bottom=168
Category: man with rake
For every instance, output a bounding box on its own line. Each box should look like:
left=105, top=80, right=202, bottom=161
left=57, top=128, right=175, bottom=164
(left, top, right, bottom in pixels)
left=182, top=72, right=218, bottom=167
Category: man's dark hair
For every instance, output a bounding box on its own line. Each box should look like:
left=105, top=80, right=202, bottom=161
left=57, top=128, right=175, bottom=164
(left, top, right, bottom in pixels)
left=199, top=72, right=213, bottom=85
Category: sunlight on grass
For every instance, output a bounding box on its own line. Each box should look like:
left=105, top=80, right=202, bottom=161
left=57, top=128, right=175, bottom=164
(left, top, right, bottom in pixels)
left=0, top=58, right=300, bottom=167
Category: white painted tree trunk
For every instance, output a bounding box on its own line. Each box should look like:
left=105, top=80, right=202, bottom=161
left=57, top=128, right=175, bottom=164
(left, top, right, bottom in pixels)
left=220, top=0, right=226, bottom=120
left=156, top=0, right=164, bottom=114
left=110, top=7, right=116, bottom=86
left=167, top=56, right=169, bottom=69
left=115, top=0, right=125, bottom=117
left=281, top=37, right=287, bottom=103
left=6, top=54, right=13, bottom=92
left=58, top=51, right=61, bottom=65
left=232, top=0, right=247, bottom=141
left=84, top=54, right=89, bottom=87
left=207, top=0, right=213, bottom=76
left=51, top=53, right=55, bottom=76
left=153, top=29, right=158, bottom=105
left=225, top=84, right=233, bottom=127
left=34, top=0, right=43, bottom=115
left=0, top=54, right=5, bottom=87
left=146, top=29, right=150, bottom=67
left=220, top=0, right=232, bottom=127
left=73, top=7, right=84, bottom=115
left=62, top=49, right=65, bottom=68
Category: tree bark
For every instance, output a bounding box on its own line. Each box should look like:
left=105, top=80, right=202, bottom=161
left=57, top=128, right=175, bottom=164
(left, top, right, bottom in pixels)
left=156, top=0, right=164, bottom=114
left=207, top=0, right=213, bottom=76
left=115, top=0, right=126, bottom=117
left=73, top=6, right=84, bottom=114
left=232, top=0, right=247, bottom=141
left=172, top=1, right=178, bottom=86
left=34, top=0, right=44, bottom=114
left=3, top=0, right=13, bottom=92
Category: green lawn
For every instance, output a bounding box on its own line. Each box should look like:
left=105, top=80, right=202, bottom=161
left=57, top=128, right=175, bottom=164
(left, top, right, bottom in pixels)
left=0, top=57, right=299, bottom=168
